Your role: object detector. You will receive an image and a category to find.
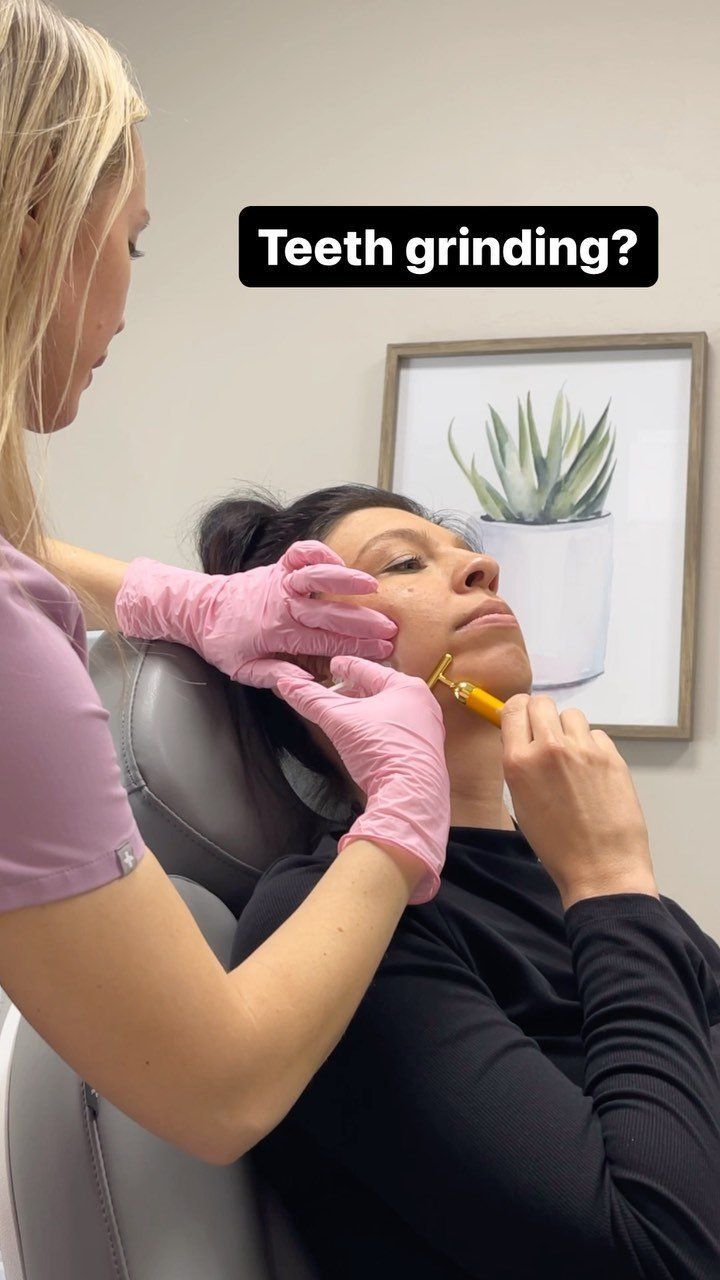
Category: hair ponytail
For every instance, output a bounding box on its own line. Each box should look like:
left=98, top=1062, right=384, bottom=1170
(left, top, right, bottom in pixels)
left=197, top=492, right=281, bottom=577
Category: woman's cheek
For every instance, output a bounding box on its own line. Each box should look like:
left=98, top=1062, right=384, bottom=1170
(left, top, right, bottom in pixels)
left=401, top=610, right=451, bottom=677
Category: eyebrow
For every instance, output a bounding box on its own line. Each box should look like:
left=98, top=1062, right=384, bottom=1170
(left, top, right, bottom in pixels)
left=138, top=210, right=151, bottom=229
left=353, top=526, right=472, bottom=563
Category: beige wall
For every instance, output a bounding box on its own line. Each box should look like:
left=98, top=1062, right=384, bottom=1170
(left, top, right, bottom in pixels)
left=37, top=0, right=720, bottom=931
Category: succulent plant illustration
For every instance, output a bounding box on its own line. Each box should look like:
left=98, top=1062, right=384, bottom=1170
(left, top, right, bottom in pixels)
left=448, top=382, right=617, bottom=523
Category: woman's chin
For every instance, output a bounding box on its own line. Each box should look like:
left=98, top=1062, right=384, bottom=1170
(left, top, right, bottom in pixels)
left=450, top=645, right=532, bottom=701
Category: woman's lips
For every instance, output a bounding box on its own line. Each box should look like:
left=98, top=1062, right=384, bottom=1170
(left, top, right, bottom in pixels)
left=456, top=612, right=520, bottom=633
left=87, top=355, right=107, bottom=383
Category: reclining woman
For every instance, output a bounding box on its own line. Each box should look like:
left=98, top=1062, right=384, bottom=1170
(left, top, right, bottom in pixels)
left=200, top=482, right=720, bottom=1280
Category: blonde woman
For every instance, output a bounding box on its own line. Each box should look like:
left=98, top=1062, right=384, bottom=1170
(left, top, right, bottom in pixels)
left=0, top=0, right=456, bottom=1164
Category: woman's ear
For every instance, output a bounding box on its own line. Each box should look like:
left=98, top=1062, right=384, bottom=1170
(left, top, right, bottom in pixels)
left=20, top=149, right=53, bottom=258
left=20, top=209, right=39, bottom=258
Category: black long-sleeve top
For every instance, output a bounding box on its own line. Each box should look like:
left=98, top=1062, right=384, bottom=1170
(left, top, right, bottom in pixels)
left=230, top=819, right=720, bottom=1279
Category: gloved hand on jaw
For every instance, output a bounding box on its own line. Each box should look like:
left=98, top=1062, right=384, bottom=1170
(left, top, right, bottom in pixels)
left=273, top=655, right=451, bottom=904
left=114, top=540, right=397, bottom=689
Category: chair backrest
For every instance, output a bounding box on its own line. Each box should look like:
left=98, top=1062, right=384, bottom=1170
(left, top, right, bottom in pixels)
left=0, top=635, right=338, bottom=1279
left=89, top=632, right=348, bottom=914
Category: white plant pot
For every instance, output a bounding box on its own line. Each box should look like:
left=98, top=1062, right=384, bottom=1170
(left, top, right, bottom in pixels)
left=467, top=511, right=614, bottom=690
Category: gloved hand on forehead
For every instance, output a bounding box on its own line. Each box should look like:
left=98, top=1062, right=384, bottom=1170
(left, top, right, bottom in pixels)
left=115, top=539, right=397, bottom=688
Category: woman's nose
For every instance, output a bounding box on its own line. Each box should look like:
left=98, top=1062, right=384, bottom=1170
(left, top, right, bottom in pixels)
left=452, top=552, right=500, bottom=594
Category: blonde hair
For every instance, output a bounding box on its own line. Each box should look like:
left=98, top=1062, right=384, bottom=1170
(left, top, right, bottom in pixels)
left=0, top=0, right=147, bottom=608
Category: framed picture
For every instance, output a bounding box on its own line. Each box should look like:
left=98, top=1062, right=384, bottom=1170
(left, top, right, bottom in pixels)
left=378, top=332, right=707, bottom=739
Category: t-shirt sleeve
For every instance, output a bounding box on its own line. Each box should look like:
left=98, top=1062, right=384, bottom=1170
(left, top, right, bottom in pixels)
left=0, top=583, right=146, bottom=912
left=233, top=866, right=720, bottom=1279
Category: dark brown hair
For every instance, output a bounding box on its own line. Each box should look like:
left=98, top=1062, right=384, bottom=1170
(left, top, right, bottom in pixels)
left=196, top=482, right=480, bottom=815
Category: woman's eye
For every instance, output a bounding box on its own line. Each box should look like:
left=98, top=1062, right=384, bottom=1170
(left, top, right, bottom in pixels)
left=129, top=242, right=145, bottom=260
left=384, top=555, right=426, bottom=573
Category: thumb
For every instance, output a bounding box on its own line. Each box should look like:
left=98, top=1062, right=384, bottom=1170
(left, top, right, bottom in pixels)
left=280, top=539, right=344, bottom=572
left=233, top=656, right=311, bottom=690
left=329, top=654, right=397, bottom=697
left=274, top=674, right=338, bottom=726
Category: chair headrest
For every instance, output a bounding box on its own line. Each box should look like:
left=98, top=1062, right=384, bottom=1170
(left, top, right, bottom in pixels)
left=89, top=634, right=348, bottom=915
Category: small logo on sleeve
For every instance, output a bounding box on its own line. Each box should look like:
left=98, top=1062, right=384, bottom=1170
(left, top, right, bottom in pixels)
left=115, top=842, right=138, bottom=876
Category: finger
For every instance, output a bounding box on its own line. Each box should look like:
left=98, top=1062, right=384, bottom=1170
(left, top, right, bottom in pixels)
left=273, top=646, right=369, bottom=672
left=234, top=656, right=313, bottom=689
left=328, top=654, right=397, bottom=696
left=280, top=540, right=344, bottom=571
left=558, top=706, right=592, bottom=742
left=500, top=692, right=532, bottom=748
left=526, top=694, right=565, bottom=744
left=299, top=634, right=396, bottom=660
left=267, top=632, right=394, bottom=662
left=343, top=637, right=395, bottom=660
left=287, top=596, right=397, bottom=640
left=591, top=727, right=618, bottom=756
left=286, top=562, right=382, bottom=598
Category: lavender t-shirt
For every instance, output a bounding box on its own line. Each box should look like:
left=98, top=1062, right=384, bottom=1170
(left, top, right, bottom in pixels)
left=0, top=535, right=145, bottom=912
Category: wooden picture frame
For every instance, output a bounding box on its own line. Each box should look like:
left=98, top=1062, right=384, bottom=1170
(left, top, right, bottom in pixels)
left=378, top=332, right=707, bottom=739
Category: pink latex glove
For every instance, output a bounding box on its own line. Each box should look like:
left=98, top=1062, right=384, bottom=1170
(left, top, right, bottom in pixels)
left=273, top=655, right=450, bottom=904
left=115, top=540, right=397, bottom=688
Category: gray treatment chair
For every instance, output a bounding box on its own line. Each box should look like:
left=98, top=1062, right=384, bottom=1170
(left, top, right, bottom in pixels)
left=0, top=634, right=352, bottom=1280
